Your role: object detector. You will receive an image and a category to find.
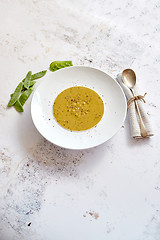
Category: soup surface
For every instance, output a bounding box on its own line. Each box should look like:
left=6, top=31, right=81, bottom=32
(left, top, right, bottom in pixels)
left=53, top=86, right=104, bottom=131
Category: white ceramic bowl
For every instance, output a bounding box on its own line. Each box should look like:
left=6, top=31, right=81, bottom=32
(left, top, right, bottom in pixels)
left=31, top=66, right=127, bottom=149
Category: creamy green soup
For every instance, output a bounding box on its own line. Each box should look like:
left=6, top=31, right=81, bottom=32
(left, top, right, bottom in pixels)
left=53, top=86, right=104, bottom=131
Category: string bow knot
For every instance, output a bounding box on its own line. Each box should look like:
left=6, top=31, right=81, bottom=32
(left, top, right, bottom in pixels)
left=127, top=93, right=147, bottom=111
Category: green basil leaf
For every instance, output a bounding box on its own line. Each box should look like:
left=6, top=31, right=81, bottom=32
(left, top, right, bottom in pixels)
left=8, top=82, right=23, bottom=107
left=31, top=70, right=47, bottom=80
left=19, top=88, right=34, bottom=106
left=14, top=100, right=24, bottom=112
left=50, top=61, right=73, bottom=72
left=24, top=71, right=32, bottom=89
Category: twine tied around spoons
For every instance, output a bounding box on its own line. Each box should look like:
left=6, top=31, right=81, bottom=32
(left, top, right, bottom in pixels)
left=127, top=92, right=147, bottom=111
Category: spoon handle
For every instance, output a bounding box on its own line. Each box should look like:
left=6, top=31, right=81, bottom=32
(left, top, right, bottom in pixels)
left=131, top=89, right=147, bottom=138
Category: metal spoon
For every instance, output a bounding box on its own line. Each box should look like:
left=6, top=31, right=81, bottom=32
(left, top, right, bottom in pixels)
left=122, top=69, right=147, bottom=138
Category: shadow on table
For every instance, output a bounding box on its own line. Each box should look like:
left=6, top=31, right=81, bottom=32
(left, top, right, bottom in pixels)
left=16, top=105, right=109, bottom=178
left=26, top=137, right=109, bottom=178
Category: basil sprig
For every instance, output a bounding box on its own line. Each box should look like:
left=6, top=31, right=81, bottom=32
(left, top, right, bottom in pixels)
left=8, top=70, right=47, bottom=112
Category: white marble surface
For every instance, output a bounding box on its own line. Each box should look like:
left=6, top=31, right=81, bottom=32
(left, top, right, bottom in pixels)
left=0, top=0, right=159, bottom=240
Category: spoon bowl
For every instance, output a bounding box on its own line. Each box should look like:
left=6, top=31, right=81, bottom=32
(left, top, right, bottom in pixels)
left=122, top=69, right=136, bottom=89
